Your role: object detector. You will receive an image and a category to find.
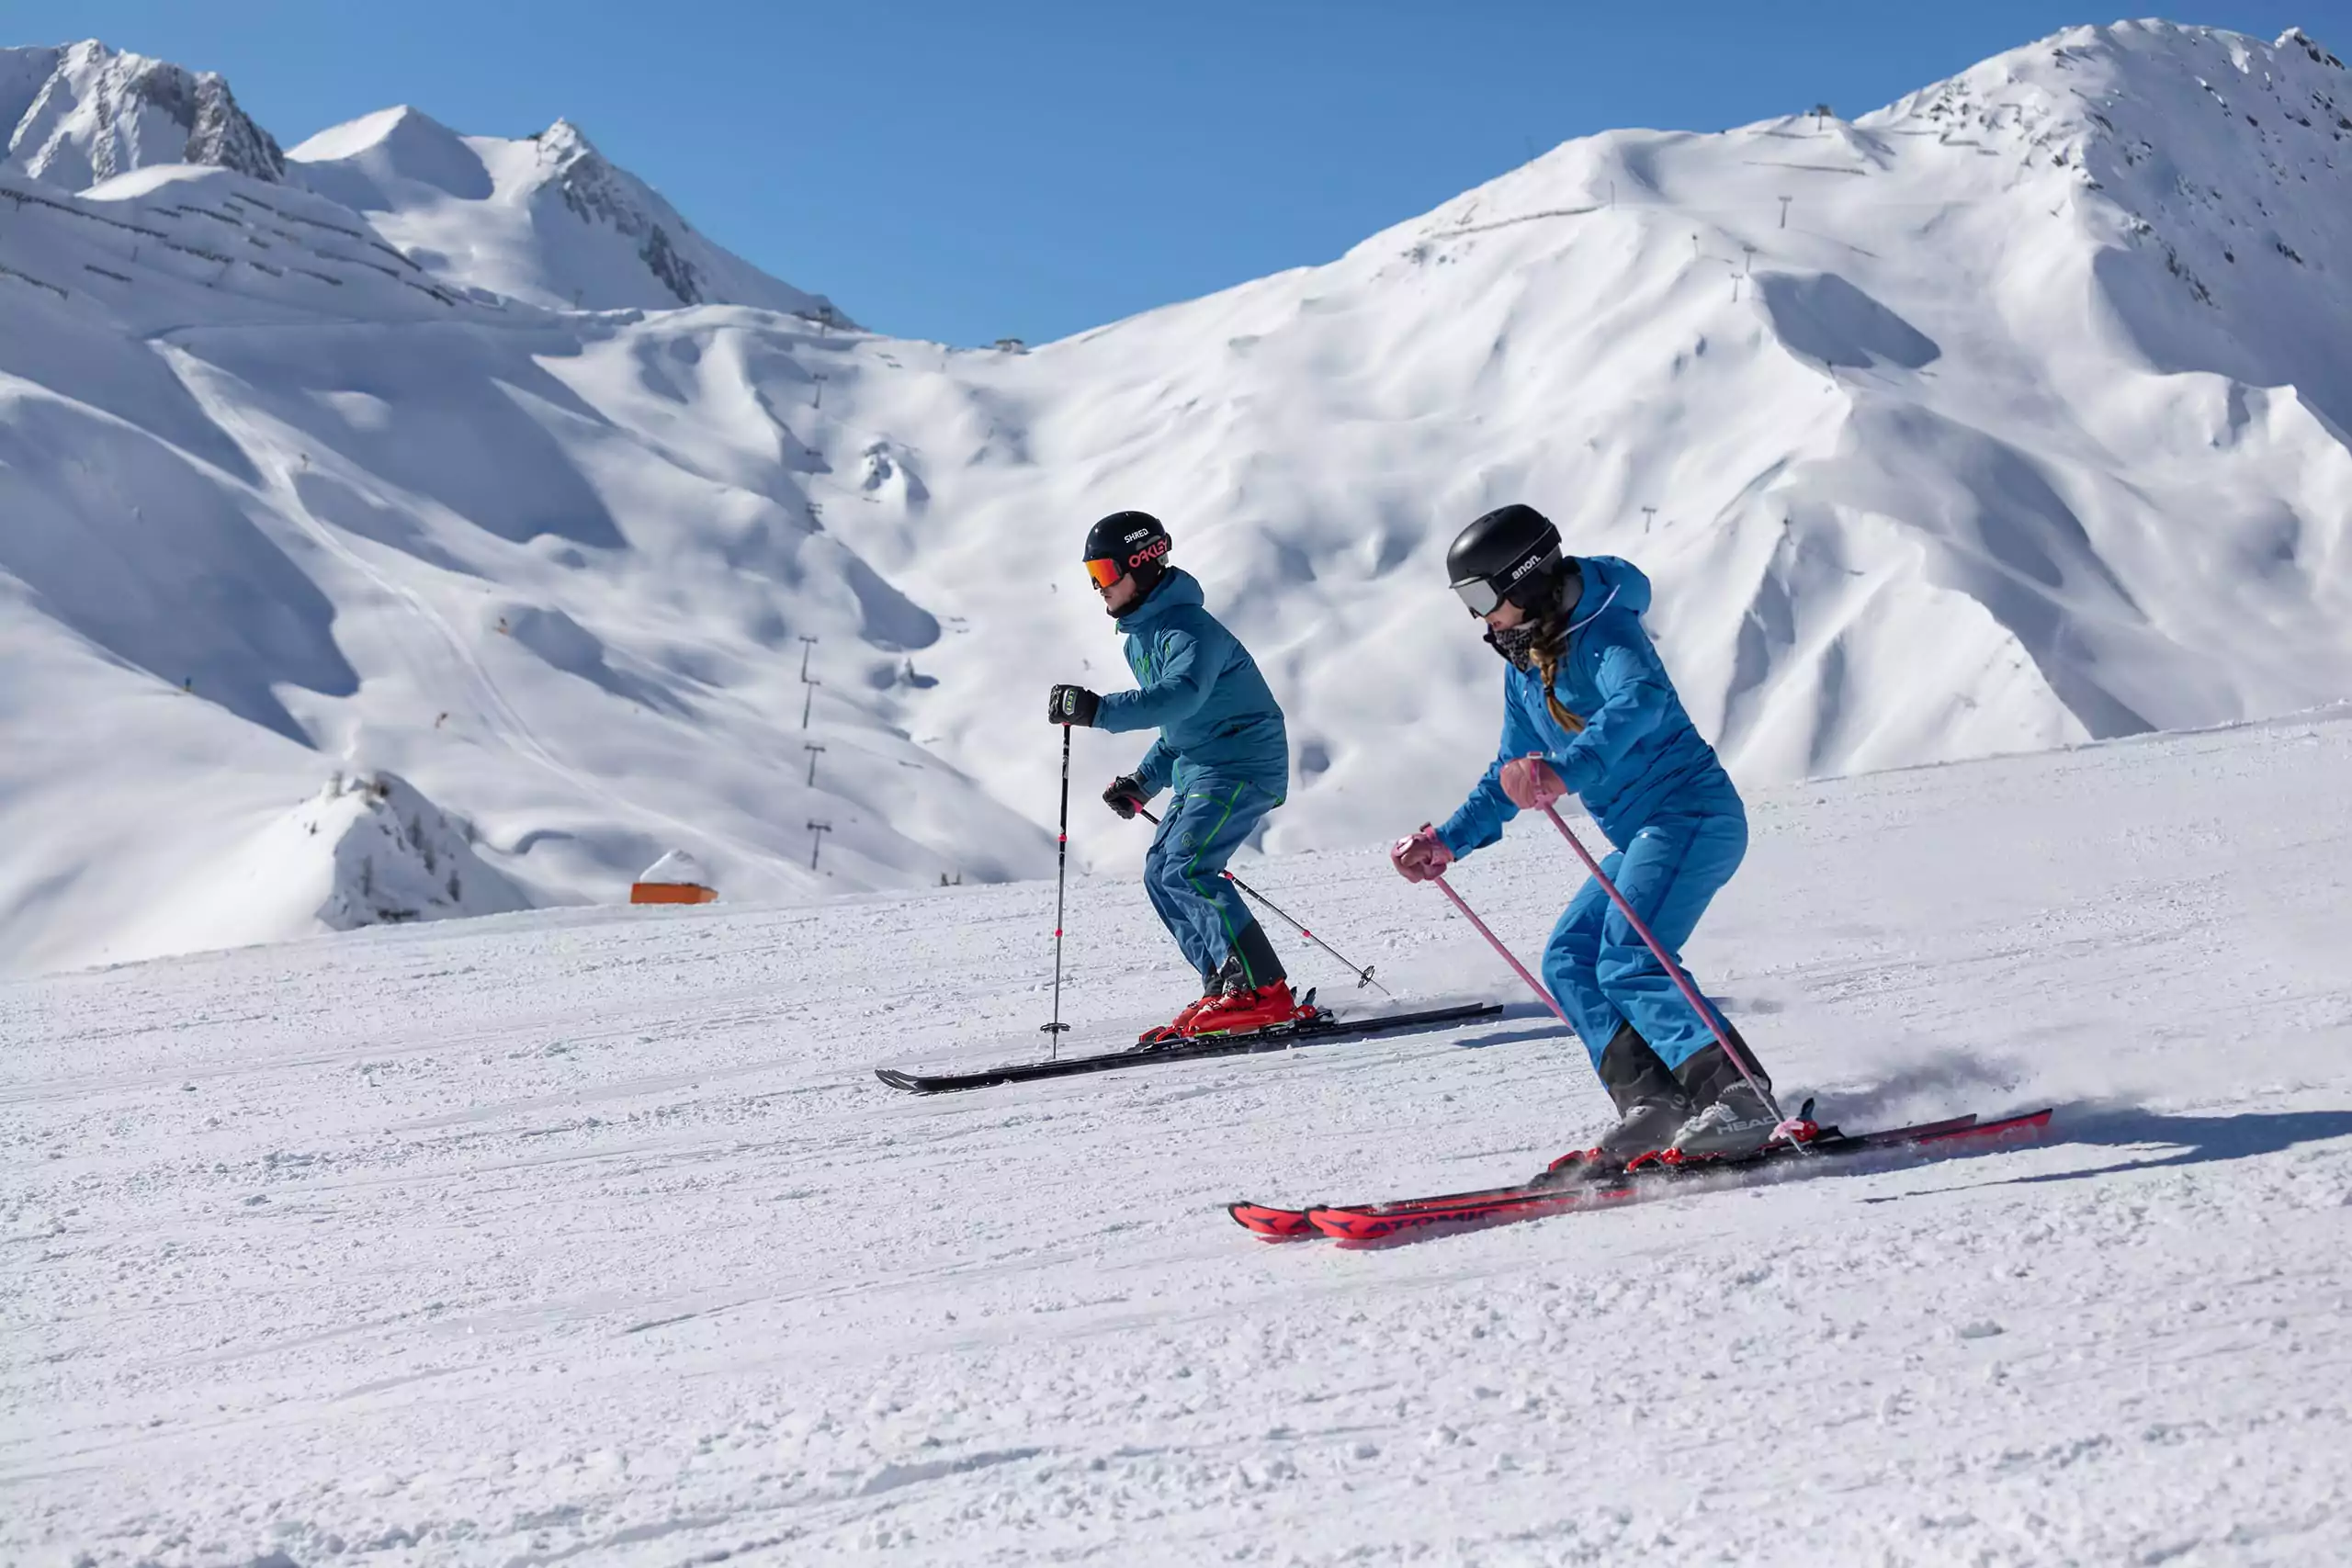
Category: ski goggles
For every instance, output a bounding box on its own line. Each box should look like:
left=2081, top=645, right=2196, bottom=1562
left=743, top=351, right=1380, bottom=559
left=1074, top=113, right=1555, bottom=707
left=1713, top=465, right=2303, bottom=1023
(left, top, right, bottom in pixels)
left=1451, top=544, right=1560, bottom=616
left=1083, top=557, right=1125, bottom=590
left=1451, top=575, right=1509, bottom=617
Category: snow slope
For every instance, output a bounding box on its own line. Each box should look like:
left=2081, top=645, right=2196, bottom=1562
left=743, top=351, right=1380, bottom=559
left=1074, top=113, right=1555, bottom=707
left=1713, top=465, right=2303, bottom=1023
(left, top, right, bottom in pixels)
left=2, top=21, right=2348, bottom=974
left=6, top=710, right=2351, bottom=1565
left=0, top=164, right=1037, bottom=975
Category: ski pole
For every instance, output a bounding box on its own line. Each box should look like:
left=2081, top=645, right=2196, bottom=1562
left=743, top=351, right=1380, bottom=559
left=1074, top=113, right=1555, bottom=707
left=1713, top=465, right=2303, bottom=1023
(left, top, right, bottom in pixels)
left=1427, top=872, right=1577, bottom=1032
left=1043, top=723, right=1074, bottom=1056
left=1135, top=806, right=1390, bottom=994
left=1534, top=802, right=1795, bottom=1134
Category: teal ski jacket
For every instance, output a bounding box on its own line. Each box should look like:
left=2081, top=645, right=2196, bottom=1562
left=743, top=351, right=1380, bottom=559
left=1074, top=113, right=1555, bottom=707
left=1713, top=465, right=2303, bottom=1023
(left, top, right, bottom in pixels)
left=1094, top=569, right=1289, bottom=798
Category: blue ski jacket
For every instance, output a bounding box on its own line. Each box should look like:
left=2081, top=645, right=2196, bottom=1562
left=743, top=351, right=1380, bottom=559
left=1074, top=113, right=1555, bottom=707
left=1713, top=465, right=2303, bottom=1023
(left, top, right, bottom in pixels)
left=1438, top=556, right=1740, bottom=855
left=1094, top=569, right=1290, bottom=798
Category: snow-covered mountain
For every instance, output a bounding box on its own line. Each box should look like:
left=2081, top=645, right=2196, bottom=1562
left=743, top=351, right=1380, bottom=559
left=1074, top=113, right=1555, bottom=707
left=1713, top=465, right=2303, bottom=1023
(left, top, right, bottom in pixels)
left=1, top=21, right=2346, bottom=976
left=1, top=39, right=284, bottom=189
left=0, top=40, right=846, bottom=319
left=884, top=18, right=2348, bottom=825
left=287, top=107, right=845, bottom=317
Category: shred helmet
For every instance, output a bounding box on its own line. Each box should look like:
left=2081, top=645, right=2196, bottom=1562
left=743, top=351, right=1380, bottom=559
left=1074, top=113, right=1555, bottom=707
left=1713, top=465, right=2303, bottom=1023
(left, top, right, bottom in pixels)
left=1082, top=511, right=1172, bottom=598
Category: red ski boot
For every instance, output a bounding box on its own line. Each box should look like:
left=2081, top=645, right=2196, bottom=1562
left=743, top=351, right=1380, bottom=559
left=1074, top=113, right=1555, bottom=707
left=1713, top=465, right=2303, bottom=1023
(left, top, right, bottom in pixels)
left=1137, top=987, right=1225, bottom=1046
left=1182, top=980, right=1308, bottom=1038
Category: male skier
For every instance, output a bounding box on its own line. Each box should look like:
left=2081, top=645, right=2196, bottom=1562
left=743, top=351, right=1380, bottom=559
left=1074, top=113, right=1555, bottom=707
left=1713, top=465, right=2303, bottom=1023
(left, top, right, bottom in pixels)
left=1046, top=511, right=1303, bottom=1040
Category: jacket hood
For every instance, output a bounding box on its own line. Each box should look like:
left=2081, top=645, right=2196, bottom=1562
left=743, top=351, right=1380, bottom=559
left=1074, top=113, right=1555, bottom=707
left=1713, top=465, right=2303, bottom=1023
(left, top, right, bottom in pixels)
left=1568, top=556, right=1653, bottom=623
left=1115, top=566, right=1204, bottom=633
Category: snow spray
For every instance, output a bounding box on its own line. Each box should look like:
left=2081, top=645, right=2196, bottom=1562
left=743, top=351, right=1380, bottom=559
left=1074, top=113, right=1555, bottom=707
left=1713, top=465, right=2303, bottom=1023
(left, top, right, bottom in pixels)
left=1535, top=804, right=1799, bottom=1140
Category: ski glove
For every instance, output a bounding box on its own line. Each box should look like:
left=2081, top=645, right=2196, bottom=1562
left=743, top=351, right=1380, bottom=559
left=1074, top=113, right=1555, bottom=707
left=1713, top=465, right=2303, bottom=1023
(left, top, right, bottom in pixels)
left=1499, top=754, right=1568, bottom=811
left=1047, top=684, right=1101, bottom=727
left=1390, top=824, right=1453, bottom=883
left=1102, top=775, right=1149, bottom=820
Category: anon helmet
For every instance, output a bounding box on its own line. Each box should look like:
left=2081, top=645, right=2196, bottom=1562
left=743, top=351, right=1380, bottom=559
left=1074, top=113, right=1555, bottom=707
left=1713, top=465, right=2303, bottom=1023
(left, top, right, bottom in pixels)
left=1445, top=503, right=1563, bottom=616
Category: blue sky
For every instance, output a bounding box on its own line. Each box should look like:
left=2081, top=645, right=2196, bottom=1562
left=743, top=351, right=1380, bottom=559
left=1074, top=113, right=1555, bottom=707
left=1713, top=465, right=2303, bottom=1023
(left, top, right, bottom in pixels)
left=6, top=2, right=2313, bottom=344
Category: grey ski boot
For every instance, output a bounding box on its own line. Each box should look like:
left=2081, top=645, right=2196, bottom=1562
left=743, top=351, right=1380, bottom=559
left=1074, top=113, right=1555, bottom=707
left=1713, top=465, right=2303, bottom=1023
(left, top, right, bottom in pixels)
left=1667, top=1026, right=1781, bottom=1160
left=1585, top=1022, right=1695, bottom=1168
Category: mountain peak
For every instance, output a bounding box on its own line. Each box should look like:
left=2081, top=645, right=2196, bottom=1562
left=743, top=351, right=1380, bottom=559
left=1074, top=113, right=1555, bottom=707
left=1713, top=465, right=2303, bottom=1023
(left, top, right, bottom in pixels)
left=536, top=117, right=597, bottom=159
left=6, top=39, right=846, bottom=321
left=290, top=104, right=463, bottom=163
left=278, top=100, right=846, bottom=320
left=288, top=104, right=492, bottom=206
left=2278, top=27, right=2345, bottom=70
left=0, top=39, right=283, bottom=190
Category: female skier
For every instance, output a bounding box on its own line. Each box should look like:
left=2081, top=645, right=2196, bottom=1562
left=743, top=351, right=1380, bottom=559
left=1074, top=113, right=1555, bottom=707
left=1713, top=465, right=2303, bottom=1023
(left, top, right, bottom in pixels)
left=1390, top=503, right=1777, bottom=1161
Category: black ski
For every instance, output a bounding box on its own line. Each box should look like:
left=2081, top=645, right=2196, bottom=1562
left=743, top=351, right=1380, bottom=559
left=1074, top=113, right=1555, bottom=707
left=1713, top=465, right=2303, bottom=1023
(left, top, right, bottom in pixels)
left=875, top=1001, right=1506, bottom=1093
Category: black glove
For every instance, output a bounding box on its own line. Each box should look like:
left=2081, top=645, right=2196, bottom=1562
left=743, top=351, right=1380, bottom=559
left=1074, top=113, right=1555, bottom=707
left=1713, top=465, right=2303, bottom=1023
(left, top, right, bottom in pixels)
left=1047, top=683, right=1101, bottom=727
left=1102, top=775, right=1148, bottom=819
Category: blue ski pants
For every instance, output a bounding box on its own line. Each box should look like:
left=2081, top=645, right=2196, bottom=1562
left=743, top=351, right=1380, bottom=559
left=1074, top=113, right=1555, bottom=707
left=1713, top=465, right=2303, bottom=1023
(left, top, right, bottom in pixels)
left=1542, top=809, right=1747, bottom=1071
left=1145, top=775, right=1280, bottom=985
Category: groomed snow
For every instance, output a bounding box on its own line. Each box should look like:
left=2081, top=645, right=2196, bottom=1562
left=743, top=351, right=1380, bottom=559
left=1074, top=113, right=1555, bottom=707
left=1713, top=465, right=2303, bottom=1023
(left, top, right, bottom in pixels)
left=8, top=709, right=2350, bottom=1565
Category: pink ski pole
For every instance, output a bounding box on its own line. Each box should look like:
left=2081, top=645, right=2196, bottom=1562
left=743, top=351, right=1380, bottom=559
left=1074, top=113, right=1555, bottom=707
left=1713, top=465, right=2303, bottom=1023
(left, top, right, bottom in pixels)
left=1535, top=802, right=1793, bottom=1132
left=1428, top=873, right=1577, bottom=1032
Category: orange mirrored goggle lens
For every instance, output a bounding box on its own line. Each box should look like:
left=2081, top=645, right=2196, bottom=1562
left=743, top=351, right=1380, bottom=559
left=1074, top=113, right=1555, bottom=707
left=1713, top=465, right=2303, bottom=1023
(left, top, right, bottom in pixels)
left=1084, top=557, right=1125, bottom=590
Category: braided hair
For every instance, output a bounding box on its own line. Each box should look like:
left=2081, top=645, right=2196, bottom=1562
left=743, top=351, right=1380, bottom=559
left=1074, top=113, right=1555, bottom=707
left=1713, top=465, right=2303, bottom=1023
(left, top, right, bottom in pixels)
left=1484, top=559, right=1588, bottom=735
left=1530, top=638, right=1587, bottom=736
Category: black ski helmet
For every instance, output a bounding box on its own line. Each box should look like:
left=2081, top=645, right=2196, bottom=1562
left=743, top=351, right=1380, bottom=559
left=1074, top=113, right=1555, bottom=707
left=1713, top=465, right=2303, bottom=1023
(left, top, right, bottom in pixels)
left=1082, top=510, right=1172, bottom=595
left=1446, top=503, right=1564, bottom=616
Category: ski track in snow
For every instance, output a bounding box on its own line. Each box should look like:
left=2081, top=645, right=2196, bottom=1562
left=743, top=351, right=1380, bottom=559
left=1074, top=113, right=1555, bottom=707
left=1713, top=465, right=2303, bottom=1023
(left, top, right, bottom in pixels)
left=7, top=712, right=2352, bottom=1565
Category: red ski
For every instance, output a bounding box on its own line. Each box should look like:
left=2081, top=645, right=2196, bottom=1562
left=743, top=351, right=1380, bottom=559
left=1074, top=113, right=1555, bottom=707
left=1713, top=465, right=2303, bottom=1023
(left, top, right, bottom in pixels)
left=1229, top=1107, right=2052, bottom=1244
